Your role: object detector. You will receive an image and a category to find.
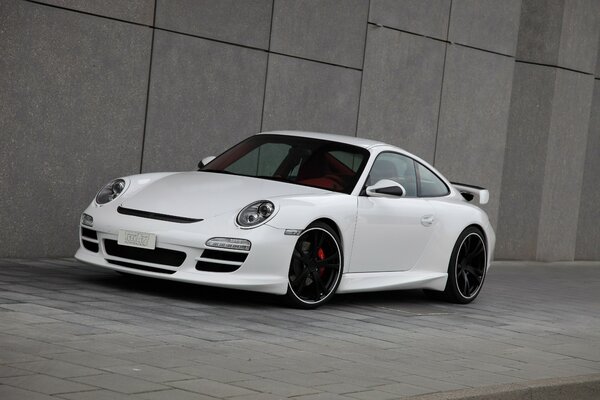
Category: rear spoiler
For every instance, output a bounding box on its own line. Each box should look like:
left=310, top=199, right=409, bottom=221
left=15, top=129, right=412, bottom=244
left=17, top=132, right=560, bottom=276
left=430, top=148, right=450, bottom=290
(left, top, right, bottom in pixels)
left=451, top=182, right=489, bottom=205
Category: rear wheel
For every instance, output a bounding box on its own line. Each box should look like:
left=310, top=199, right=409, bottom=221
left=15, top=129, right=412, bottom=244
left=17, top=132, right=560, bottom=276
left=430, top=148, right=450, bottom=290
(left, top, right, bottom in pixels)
left=285, top=222, right=343, bottom=309
left=441, top=227, right=487, bottom=304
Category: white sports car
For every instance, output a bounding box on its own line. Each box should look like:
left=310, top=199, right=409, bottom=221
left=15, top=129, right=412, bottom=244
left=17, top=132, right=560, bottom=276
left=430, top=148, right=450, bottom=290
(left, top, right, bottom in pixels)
left=76, top=131, right=494, bottom=308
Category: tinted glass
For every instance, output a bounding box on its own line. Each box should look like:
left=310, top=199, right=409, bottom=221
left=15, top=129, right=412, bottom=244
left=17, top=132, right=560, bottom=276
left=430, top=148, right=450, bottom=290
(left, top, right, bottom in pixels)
left=417, top=163, right=449, bottom=197
left=203, top=135, right=370, bottom=194
left=366, top=152, right=417, bottom=197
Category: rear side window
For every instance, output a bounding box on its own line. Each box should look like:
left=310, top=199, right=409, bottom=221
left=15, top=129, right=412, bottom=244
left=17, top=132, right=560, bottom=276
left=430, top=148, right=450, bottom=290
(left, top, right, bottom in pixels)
left=366, top=152, right=417, bottom=197
left=416, top=163, right=449, bottom=197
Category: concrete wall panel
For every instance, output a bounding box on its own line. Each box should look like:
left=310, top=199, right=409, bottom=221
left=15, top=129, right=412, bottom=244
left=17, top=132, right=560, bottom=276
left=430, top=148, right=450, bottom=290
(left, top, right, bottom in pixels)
left=155, top=0, right=272, bottom=49
left=0, top=0, right=151, bottom=257
left=270, top=0, right=369, bottom=68
left=369, top=0, right=451, bottom=40
left=557, top=0, right=600, bottom=74
left=142, top=31, right=267, bottom=173
left=262, top=54, right=361, bottom=135
left=496, top=64, right=556, bottom=260
left=434, top=46, right=515, bottom=228
left=576, top=80, right=600, bottom=260
left=516, top=0, right=564, bottom=67
left=517, top=0, right=600, bottom=73
left=536, top=71, right=594, bottom=260
left=357, top=25, right=445, bottom=162
left=36, top=0, right=155, bottom=25
left=448, top=0, right=522, bottom=56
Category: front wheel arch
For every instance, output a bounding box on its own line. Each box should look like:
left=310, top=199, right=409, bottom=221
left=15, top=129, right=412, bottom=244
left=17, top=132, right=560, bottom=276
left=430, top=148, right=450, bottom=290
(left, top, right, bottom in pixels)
left=285, top=221, right=344, bottom=309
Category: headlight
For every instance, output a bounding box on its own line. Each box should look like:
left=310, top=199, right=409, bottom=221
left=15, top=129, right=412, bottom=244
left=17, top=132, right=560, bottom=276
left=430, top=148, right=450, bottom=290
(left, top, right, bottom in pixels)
left=236, top=200, right=275, bottom=228
left=95, top=179, right=126, bottom=205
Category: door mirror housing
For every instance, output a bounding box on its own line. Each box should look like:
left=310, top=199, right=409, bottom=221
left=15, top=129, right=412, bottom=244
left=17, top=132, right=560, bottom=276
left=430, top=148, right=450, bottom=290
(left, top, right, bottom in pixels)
left=198, top=156, right=216, bottom=170
left=366, top=179, right=406, bottom=198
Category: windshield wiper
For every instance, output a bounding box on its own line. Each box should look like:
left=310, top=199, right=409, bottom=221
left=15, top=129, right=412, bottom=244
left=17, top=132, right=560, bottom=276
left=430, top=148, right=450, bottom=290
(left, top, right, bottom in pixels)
left=200, top=169, right=239, bottom=176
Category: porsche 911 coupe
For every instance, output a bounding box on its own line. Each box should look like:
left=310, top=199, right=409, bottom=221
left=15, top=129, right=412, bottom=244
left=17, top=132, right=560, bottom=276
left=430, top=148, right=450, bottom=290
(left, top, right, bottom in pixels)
left=76, top=131, right=495, bottom=308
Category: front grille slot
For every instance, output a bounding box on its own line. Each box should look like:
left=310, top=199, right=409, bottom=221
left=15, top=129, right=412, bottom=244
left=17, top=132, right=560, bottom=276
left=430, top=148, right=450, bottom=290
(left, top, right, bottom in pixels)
left=81, top=227, right=97, bottom=240
left=104, top=239, right=186, bottom=266
left=107, top=259, right=175, bottom=274
left=81, top=228, right=99, bottom=252
left=196, top=261, right=241, bottom=273
left=195, top=249, right=248, bottom=273
left=117, top=206, right=203, bottom=224
left=82, top=240, right=99, bottom=253
left=201, top=249, right=248, bottom=263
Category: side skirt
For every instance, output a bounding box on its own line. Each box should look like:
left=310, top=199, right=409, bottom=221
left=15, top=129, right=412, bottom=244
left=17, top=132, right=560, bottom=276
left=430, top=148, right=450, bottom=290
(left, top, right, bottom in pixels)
left=337, top=271, right=447, bottom=294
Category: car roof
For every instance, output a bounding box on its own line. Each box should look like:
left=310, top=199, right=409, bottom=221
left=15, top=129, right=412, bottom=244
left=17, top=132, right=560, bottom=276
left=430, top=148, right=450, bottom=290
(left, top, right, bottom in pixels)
left=258, top=130, right=390, bottom=150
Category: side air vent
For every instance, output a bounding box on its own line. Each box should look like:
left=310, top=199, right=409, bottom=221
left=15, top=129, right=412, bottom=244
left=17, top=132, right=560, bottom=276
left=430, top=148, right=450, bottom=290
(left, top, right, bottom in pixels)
left=117, top=206, right=203, bottom=224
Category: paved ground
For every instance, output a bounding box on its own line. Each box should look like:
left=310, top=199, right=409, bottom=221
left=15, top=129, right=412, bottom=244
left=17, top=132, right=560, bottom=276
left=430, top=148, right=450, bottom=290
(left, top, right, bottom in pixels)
left=0, top=259, right=599, bottom=400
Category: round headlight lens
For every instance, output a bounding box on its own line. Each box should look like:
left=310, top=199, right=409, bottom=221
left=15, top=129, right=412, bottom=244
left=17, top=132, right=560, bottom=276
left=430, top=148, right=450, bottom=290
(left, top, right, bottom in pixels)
left=237, top=200, right=275, bottom=228
left=95, top=179, right=126, bottom=205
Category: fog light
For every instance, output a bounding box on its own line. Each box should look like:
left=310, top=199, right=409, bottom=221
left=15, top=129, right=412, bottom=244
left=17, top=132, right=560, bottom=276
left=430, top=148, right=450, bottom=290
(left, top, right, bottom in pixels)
left=206, top=237, right=251, bottom=251
left=81, top=213, right=94, bottom=227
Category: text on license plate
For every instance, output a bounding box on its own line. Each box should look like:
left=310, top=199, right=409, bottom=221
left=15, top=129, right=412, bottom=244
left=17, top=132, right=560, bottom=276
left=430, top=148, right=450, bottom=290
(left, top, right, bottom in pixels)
left=117, top=230, right=156, bottom=250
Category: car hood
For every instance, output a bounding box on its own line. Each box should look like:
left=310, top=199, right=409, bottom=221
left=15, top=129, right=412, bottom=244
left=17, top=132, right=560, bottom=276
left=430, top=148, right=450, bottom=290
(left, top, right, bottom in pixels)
left=120, top=171, right=328, bottom=219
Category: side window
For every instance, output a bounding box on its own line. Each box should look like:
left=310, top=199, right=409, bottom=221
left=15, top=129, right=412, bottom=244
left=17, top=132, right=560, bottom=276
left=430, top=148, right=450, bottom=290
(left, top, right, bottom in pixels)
left=416, top=163, right=449, bottom=197
left=366, top=152, right=417, bottom=197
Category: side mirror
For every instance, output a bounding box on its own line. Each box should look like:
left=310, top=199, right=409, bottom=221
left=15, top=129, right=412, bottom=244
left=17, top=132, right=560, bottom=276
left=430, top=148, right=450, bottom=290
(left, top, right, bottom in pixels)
left=198, top=156, right=216, bottom=170
left=366, top=179, right=406, bottom=198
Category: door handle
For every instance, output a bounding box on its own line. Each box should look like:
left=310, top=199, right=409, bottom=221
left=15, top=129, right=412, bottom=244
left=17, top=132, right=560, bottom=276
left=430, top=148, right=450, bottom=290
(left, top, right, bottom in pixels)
left=421, top=215, right=435, bottom=227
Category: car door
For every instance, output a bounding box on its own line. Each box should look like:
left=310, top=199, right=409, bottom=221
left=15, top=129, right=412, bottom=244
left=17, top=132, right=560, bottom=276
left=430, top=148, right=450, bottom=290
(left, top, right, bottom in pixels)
left=350, top=152, right=437, bottom=272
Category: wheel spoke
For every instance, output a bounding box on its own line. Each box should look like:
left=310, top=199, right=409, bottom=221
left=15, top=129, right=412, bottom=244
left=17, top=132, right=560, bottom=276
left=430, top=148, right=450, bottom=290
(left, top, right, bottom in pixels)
left=316, top=231, right=325, bottom=249
left=311, top=270, right=326, bottom=297
left=470, top=240, right=483, bottom=257
left=293, top=249, right=310, bottom=266
left=318, top=262, right=339, bottom=270
left=311, top=231, right=320, bottom=254
left=291, top=268, right=309, bottom=290
left=462, top=270, right=470, bottom=295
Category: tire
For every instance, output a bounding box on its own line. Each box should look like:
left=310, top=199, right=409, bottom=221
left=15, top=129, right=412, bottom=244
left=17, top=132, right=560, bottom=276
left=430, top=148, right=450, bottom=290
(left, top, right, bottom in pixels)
left=285, top=222, right=343, bottom=309
left=441, top=226, right=488, bottom=304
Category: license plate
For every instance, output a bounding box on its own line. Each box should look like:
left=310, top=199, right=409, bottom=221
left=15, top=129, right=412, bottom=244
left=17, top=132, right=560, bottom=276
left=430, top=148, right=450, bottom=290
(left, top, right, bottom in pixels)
left=117, top=230, right=156, bottom=250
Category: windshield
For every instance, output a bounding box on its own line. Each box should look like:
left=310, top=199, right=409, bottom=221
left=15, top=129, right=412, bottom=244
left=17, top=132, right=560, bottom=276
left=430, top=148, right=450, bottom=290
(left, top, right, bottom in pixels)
left=202, top=134, right=370, bottom=194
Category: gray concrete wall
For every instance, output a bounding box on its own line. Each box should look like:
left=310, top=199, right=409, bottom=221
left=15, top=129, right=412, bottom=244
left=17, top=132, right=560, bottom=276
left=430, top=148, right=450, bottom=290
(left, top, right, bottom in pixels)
left=1, top=0, right=599, bottom=260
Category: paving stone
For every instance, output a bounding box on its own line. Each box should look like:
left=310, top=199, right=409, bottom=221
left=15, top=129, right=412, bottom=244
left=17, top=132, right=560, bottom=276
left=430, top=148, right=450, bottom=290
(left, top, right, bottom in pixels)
left=57, top=389, right=137, bottom=400
left=235, top=378, right=321, bottom=397
left=172, top=364, right=255, bottom=383
left=0, top=384, right=57, bottom=400
left=0, top=374, right=96, bottom=395
left=0, top=365, right=33, bottom=378
left=169, top=378, right=258, bottom=397
left=347, top=389, right=399, bottom=400
left=101, top=364, right=194, bottom=383
left=134, top=389, right=219, bottom=400
left=72, top=373, right=168, bottom=394
left=12, top=360, right=102, bottom=379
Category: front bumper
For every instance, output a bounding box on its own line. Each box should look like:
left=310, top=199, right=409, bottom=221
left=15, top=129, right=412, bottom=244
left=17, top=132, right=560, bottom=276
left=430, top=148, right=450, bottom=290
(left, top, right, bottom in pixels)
left=75, top=203, right=296, bottom=295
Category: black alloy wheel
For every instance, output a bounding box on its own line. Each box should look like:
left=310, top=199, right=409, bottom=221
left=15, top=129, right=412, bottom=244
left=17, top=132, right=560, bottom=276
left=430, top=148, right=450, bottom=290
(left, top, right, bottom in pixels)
left=286, top=222, right=343, bottom=308
left=443, top=227, right=487, bottom=304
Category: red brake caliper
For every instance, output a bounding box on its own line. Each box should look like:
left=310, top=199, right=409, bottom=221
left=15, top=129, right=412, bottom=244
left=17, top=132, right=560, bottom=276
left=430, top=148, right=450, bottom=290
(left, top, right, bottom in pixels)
left=317, top=248, right=326, bottom=277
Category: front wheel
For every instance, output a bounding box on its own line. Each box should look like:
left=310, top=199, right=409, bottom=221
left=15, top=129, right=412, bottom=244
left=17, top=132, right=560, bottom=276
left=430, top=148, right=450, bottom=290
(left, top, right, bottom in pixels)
left=285, top=222, right=343, bottom=309
left=442, top=227, right=488, bottom=304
